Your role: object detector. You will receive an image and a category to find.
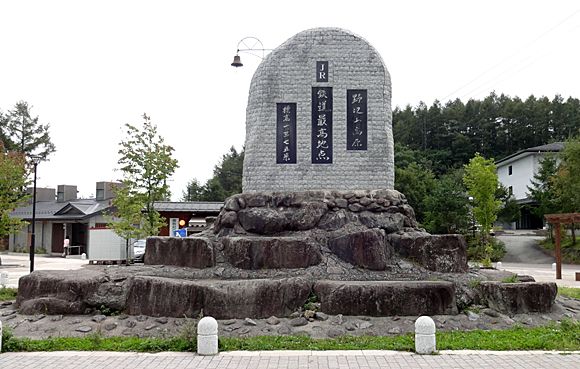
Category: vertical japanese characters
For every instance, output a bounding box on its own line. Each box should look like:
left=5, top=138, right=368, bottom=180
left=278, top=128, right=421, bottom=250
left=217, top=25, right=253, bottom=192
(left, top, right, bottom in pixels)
left=276, top=103, right=297, bottom=164
left=312, top=87, right=333, bottom=164
left=347, top=89, right=368, bottom=150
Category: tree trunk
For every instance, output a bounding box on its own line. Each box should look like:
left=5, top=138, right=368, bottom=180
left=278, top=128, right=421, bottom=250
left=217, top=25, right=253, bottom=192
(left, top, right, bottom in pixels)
left=572, top=223, right=576, bottom=245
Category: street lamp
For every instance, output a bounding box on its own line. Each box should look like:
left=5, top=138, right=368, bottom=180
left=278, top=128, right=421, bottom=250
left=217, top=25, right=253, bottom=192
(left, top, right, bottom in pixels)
left=231, top=37, right=271, bottom=67
left=468, top=196, right=475, bottom=238
left=29, top=155, right=42, bottom=273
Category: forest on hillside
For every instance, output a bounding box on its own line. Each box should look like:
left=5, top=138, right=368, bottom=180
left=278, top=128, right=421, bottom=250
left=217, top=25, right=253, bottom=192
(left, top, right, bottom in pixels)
left=393, top=92, right=580, bottom=174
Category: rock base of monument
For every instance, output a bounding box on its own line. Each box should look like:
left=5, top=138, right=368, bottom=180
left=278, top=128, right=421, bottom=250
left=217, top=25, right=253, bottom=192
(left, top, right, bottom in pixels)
left=16, top=190, right=557, bottom=319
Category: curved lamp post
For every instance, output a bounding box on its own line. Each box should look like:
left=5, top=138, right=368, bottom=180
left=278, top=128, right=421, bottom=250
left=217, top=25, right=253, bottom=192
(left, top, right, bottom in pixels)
left=29, top=155, right=42, bottom=273
left=231, top=37, right=271, bottom=67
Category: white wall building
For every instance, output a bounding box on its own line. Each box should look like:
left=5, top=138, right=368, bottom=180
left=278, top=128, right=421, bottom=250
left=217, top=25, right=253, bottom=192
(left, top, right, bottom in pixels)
left=496, top=142, right=564, bottom=229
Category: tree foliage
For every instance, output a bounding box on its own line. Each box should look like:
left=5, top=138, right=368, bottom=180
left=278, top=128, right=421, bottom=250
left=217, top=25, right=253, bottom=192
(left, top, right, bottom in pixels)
left=527, top=154, right=560, bottom=218
left=1, top=101, right=55, bottom=161
left=553, top=136, right=580, bottom=214
left=0, top=143, right=29, bottom=237
left=182, top=146, right=243, bottom=202
left=393, top=93, right=580, bottom=170
left=463, top=154, right=502, bottom=239
left=423, top=169, right=470, bottom=234
left=109, top=114, right=178, bottom=238
left=394, top=162, right=435, bottom=223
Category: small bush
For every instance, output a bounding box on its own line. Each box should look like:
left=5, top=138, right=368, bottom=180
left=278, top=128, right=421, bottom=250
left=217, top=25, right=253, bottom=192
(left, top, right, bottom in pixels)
left=501, top=275, right=519, bottom=283
left=467, top=237, right=506, bottom=263
left=0, top=287, right=17, bottom=301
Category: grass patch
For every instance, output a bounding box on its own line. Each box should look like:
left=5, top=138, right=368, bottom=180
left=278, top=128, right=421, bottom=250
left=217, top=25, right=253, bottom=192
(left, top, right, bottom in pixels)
left=2, top=320, right=579, bottom=353
left=0, top=287, right=17, bottom=301
left=559, top=287, right=580, bottom=300
left=540, top=236, right=580, bottom=264
left=501, top=275, right=519, bottom=283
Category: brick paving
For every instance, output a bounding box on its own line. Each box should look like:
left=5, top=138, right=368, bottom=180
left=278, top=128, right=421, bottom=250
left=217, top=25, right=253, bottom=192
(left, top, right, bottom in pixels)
left=0, top=351, right=578, bottom=369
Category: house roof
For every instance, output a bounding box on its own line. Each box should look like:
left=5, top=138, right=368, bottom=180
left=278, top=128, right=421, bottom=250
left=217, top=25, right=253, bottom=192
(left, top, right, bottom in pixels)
left=11, top=199, right=113, bottom=221
left=153, top=201, right=223, bottom=213
left=496, top=142, right=564, bottom=165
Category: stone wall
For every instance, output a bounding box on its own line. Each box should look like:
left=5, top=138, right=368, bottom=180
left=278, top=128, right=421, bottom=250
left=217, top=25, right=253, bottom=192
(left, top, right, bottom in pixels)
left=243, top=28, right=393, bottom=192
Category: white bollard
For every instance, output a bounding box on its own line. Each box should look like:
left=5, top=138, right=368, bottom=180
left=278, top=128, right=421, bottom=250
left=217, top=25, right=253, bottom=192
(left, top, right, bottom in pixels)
left=0, top=272, right=8, bottom=287
left=552, top=263, right=557, bottom=271
left=0, top=320, right=3, bottom=353
left=81, top=253, right=87, bottom=260
left=415, top=316, right=436, bottom=354
left=496, top=262, right=502, bottom=270
left=197, top=317, right=218, bottom=355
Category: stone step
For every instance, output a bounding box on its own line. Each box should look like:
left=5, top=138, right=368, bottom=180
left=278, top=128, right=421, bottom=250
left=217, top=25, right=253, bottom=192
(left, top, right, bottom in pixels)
left=221, top=236, right=322, bottom=269
left=478, top=281, right=557, bottom=315
left=126, top=276, right=312, bottom=319
left=314, top=280, right=458, bottom=316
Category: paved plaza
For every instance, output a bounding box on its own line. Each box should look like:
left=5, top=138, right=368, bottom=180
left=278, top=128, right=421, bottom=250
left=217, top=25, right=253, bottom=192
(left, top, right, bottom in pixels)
left=0, top=350, right=578, bottom=369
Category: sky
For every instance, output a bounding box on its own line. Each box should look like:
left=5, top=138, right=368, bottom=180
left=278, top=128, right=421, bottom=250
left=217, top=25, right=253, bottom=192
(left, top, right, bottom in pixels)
left=1, top=0, right=579, bottom=199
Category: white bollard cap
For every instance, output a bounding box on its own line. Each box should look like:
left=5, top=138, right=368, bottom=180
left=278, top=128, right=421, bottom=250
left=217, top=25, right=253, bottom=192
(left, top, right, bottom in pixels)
left=415, top=316, right=436, bottom=335
left=197, top=316, right=218, bottom=335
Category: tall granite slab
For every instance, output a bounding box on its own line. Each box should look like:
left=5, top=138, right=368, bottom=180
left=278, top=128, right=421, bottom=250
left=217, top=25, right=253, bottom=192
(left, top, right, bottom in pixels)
left=243, top=28, right=393, bottom=192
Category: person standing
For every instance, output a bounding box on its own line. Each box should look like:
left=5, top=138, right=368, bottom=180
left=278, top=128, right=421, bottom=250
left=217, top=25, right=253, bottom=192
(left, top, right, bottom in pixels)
left=62, top=236, right=70, bottom=258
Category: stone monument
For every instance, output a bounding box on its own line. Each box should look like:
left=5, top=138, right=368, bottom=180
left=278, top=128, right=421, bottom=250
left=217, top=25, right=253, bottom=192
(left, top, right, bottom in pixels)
left=16, top=28, right=557, bottom=324
left=243, top=28, right=393, bottom=192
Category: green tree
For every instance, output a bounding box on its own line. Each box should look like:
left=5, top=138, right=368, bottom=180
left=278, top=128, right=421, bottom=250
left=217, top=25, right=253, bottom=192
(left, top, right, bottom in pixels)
left=527, top=153, right=560, bottom=219
left=0, top=143, right=29, bottom=238
left=395, top=162, right=435, bottom=223
left=463, top=154, right=502, bottom=266
left=181, top=146, right=244, bottom=202
left=181, top=178, right=204, bottom=201
left=110, top=114, right=178, bottom=238
left=423, top=170, right=470, bottom=234
left=463, top=154, right=501, bottom=237
left=496, top=184, right=520, bottom=224
left=2, top=101, right=55, bottom=160
left=553, top=136, right=580, bottom=244
left=553, top=136, right=580, bottom=214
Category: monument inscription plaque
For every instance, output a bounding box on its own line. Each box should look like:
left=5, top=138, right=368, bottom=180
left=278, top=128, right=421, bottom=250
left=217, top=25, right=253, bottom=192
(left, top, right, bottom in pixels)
left=346, top=89, right=367, bottom=150
left=312, top=87, right=333, bottom=164
left=276, top=103, right=297, bottom=164
left=243, top=27, right=394, bottom=192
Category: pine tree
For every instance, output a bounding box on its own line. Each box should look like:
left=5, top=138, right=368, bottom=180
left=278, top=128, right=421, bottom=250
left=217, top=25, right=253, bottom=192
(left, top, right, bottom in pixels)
left=4, top=101, right=55, bottom=160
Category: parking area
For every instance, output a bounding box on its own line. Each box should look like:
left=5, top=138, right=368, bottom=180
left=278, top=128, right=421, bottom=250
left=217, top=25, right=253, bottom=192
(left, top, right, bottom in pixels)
left=0, top=253, right=87, bottom=288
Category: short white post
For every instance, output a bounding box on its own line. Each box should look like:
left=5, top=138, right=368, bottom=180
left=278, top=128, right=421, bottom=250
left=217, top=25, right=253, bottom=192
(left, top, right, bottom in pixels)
left=496, top=262, right=502, bottom=270
left=197, top=316, right=218, bottom=355
left=552, top=262, right=557, bottom=271
left=0, top=272, right=8, bottom=287
left=81, top=253, right=87, bottom=260
left=0, top=320, right=3, bottom=353
left=415, top=316, right=436, bottom=354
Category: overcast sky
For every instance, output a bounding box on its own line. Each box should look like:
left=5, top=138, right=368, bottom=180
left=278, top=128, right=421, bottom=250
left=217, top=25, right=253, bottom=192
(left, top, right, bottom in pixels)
left=1, top=0, right=579, bottom=199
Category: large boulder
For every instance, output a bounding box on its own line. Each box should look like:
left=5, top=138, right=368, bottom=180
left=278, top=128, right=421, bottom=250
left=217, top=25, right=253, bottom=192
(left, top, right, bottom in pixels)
left=145, top=237, right=215, bottom=268
left=478, top=281, right=557, bottom=315
left=357, top=211, right=406, bottom=233
left=202, top=277, right=312, bottom=319
left=388, top=232, right=468, bottom=273
left=285, top=201, right=328, bottom=230
left=328, top=228, right=391, bottom=270
left=126, top=276, right=204, bottom=318
left=126, top=276, right=312, bottom=319
left=17, top=270, right=106, bottom=315
left=237, top=207, right=288, bottom=234
left=314, top=280, right=457, bottom=316
left=222, top=236, right=322, bottom=269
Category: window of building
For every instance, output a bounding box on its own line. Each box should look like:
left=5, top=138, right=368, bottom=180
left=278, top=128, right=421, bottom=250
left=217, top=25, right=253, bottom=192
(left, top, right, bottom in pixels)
left=508, top=165, right=512, bottom=175
left=96, top=189, right=104, bottom=200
